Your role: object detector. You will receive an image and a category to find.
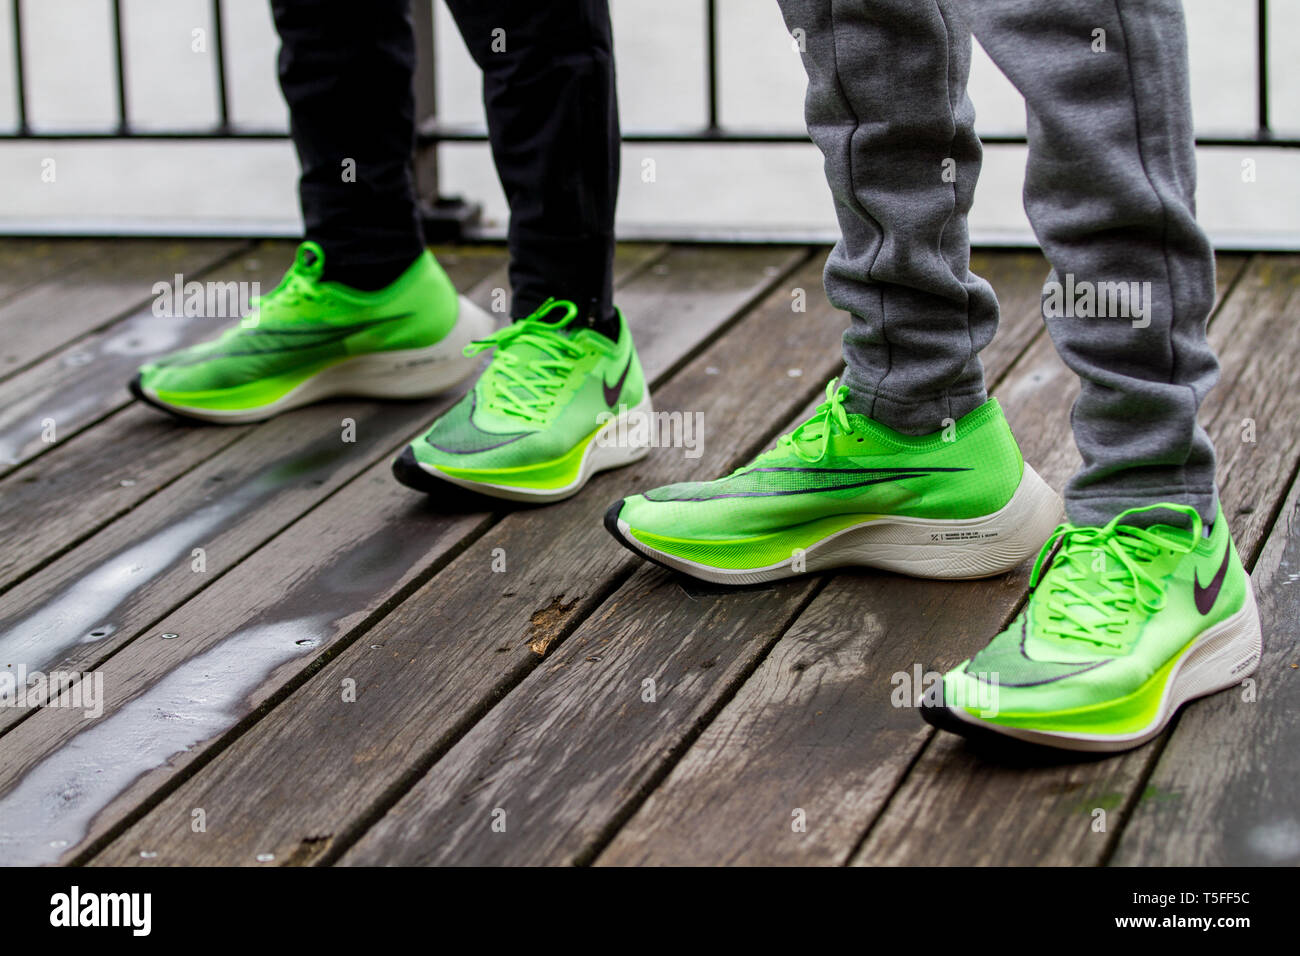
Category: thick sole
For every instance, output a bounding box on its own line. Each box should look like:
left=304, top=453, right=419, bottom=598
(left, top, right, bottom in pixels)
left=129, top=295, right=496, bottom=425
left=921, top=584, right=1264, bottom=753
left=606, top=463, right=1063, bottom=585
left=395, top=393, right=655, bottom=504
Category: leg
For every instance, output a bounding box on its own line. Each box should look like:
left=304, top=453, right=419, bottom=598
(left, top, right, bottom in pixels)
left=775, top=0, right=999, bottom=434
left=928, top=3, right=1255, bottom=755
left=607, top=0, right=1062, bottom=585
left=271, top=0, right=425, bottom=288
left=442, top=0, right=620, bottom=329
left=953, top=0, right=1219, bottom=527
left=133, top=0, right=493, bottom=424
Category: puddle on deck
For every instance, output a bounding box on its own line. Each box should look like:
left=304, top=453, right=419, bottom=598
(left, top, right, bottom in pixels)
left=0, top=484, right=458, bottom=864
left=0, top=432, right=364, bottom=674
left=0, top=615, right=329, bottom=865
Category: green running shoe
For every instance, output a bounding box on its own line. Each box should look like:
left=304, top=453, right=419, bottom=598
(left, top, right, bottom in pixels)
left=605, top=380, right=1062, bottom=584
left=922, top=502, right=1262, bottom=752
left=130, top=241, right=493, bottom=423
left=393, top=298, right=652, bottom=503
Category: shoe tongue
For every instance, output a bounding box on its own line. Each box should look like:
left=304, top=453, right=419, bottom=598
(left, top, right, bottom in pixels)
left=1121, top=521, right=1196, bottom=546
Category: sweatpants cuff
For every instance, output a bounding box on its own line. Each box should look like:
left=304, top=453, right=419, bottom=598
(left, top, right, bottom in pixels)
left=1064, top=489, right=1219, bottom=529
left=840, top=373, right=987, bottom=437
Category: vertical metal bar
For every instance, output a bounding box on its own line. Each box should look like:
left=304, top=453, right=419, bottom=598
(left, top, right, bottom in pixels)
left=110, top=0, right=128, bottom=133
left=411, top=0, right=439, bottom=201
left=211, top=0, right=230, bottom=131
left=411, top=0, right=479, bottom=240
left=705, top=0, right=720, bottom=133
left=1257, top=0, right=1270, bottom=136
left=11, top=0, right=27, bottom=133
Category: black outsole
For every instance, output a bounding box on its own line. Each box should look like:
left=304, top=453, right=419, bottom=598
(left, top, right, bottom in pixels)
left=918, top=691, right=1033, bottom=751
left=128, top=372, right=267, bottom=425
left=602, top=498, right=685, bottom=578
left=918, top=696, right=979, bottom=737
left=128, top=372, right=190, bottom=422
left=602, top=498, right=627, bottom=542
left=918, top=689, right=1110, bottom=760
left=391, top=445, right=521, bottom=512
left=392, top=445, right=450, bottom=494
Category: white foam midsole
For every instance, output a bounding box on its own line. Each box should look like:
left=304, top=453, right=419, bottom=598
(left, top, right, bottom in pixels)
left=620, top=463, right=1064, bottom=584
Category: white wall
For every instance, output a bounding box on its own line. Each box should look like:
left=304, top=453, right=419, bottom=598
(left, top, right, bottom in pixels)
left=1, top=0, right=1296, bottom=247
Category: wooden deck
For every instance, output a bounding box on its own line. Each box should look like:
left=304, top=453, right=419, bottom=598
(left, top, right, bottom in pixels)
left=0, top=239, right=1297, bottom=867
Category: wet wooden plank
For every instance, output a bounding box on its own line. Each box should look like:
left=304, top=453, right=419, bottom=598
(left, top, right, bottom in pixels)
left=0, top=245, right=519, bottom=595
left=0, top=408, right=253, bottom=594
left=0, top=244, right=800, bottom=864
left=79, top=249, right=817, bottom=867
left=0, top=239, right=246, bottom=379
left=0, top=459, right=498, bottom=866
left=341, top=573, right=827, bottom=867
left=598, top=255, right=1251, bottom=866
left=0, top=261, right=503, bottom=730
left=968, top=249, right=1052, bottom=382
left=852, top=254, right=1297, bottom=866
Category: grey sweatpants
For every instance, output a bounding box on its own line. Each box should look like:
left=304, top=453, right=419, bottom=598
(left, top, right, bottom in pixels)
left=775, top=0, right=1220, bottom=527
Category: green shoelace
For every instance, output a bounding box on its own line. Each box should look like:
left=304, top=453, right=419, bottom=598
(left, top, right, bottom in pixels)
left=776, top=378, right=855, bottom=464
left=465, top=298, right=599, bottom=424
left=1029, top=503, right=1203, bottom=648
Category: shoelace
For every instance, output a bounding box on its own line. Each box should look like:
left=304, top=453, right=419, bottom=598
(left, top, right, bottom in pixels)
left=464, top=298, right=596, bottom=424
left=776, top=378, right=855, bottom=463
left=1028, top=503, right=1203, bottom=648
left=237, top=241, right=326, bottom=330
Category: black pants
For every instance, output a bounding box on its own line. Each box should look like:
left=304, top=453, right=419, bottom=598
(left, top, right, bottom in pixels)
left=270, top=0, right=620, bottom=320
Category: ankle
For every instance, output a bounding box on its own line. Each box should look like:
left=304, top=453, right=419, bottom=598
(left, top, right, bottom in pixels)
left=321, top=254, right=420, bottom=292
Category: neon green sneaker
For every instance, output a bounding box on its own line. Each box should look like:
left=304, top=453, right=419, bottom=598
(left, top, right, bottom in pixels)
left=130, top=241, right=493, bottom=423
left=922, top=502, right=1262, bottom=752
left=393, top=298, right=652, bottom=503
left=605, top=380, right=1062, bottom=584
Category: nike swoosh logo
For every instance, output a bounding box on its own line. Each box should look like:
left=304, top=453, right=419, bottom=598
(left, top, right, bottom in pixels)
left=660, top=468, right=970, bottom=501
left=603, top=356, right=633, bottom=407
left=241, top=313, right=414, bottom=336
left=749, top=467, right=971, bottom=475
left=966, top=617, right=1108, bottom=687
left=1194, top=541, right=1232, bottom=615
left=426, top=391, right=532, bottom=455
left=169, top=314, right=415, bottom=365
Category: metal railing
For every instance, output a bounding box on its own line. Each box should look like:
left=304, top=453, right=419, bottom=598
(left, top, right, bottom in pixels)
left=5, top=0, right=1296, bottom=237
